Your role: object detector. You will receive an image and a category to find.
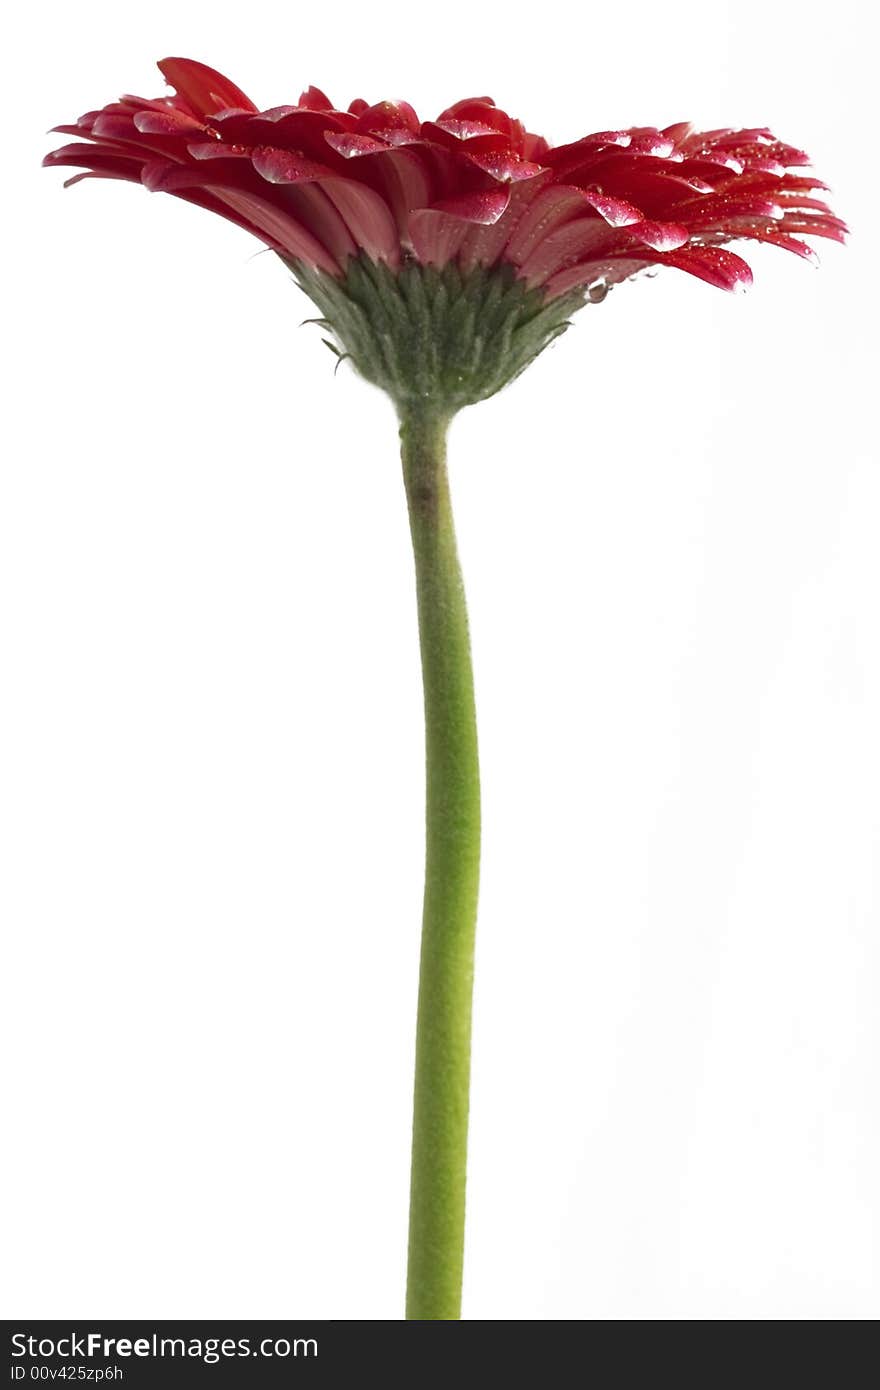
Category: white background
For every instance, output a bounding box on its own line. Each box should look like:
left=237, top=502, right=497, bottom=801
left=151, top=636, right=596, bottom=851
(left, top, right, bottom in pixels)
left=3, top=0, right=877, bottom=1321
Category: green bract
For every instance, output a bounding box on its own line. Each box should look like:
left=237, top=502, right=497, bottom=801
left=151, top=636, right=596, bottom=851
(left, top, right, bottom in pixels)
left=289, top=255, right=585, bottom=412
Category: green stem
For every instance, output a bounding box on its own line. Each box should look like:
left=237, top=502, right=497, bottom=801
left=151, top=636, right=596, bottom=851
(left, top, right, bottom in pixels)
left=401, top=404, right=481, bottom=1321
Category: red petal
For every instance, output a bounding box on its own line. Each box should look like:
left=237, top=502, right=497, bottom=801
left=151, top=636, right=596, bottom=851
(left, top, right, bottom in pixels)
left=408, top=208, right=471, bottom=265
left=140, top=158, right=224, bottom=191
left=543, top=257, right=649, bottom=298
left=464, top=151, right=544, bottom=182
left=663, top=120, right=695, bottom=145
left=428, top=117, right=504, bottom=140
left=355, top=100, right=421, bottom=141
left=324, top=131, right=389, bottom=158
left=625, top=220, right=690, bottom=251
left=61, top=170, right=133, bottom=188
left=438, top=100, right=517, bottom=143
left=429, top=187, right=510, bottom=224
left=505, top=186, right=598, bottom=266
left=117, top=95, right=176, bottom=114
left=776, top=174, right=830, bottom=192
left=133, top=108, right=207, bottom=135
left=298, top=86, right=335, bottom=111
left=625, top=129, right=677, bottom=157
left=251, top=147, right=336, bottom=184
left=546, top=132, right=632, bottom=172
left=359, top=146, right=435, bottom=230
left=284, top=186, right=358, bottom=264
left=775, top=194, right=835, bottom=215
left=209, top=187, right=341, bottom=270
left=518, top=217, right=620, bottom=285
left=419, top=122, right=511, bottom=165
left=741, top=230, right=818, bottom=262
left=456, top=175, right=548, bottom=271
left=43, top=144, right=145, bottom=178
left=676, top=192, right=784, bottom=223
left=187, top=141, right=250, bottom=161
left=578, top=190, right=644, bottom=226
left=90, top=113, right=139, bottom=141
left=210, top=108, right=354, bottom=159
left=437, top=96, right=498, bottom=120
left=660, top=245, right=753, bottom=291
left=157, top=57, right=257, bottom=117
left=319, top=178, right=401, bottom=264
left=524, top=133, right=550, bottom=161
left=779, top=213, right=848, bottom=241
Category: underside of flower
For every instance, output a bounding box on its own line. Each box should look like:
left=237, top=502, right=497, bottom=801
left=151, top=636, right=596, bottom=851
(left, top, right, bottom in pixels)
left=293, top=256, right=584, bottom=409
left=44, top=57, right=846, bottom=408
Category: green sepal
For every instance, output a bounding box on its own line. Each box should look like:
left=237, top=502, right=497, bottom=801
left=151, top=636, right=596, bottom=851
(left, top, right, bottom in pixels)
left=285, top=254, right=585, bottom=414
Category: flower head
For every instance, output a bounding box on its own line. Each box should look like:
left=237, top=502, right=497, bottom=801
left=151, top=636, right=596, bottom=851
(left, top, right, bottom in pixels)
left=44, top=58, right=845, bottom=408
left=45, top=57, right=844, bottom=296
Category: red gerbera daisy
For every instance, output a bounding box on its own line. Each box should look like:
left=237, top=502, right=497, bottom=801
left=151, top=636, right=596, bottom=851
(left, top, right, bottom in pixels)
left=42, top=58, right=846, bottom=1324
left=45, top=57, right=845, bottom=407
